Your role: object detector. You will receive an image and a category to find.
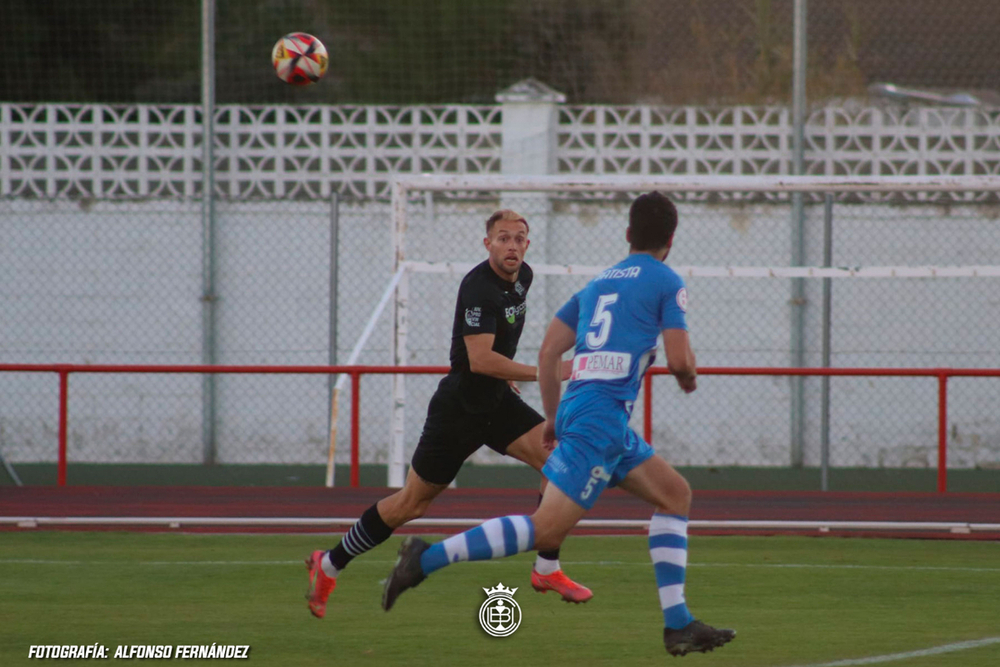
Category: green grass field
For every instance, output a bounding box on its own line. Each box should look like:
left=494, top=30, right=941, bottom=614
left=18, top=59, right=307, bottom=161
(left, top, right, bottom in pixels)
left=2, top=532, right=998, bottom=666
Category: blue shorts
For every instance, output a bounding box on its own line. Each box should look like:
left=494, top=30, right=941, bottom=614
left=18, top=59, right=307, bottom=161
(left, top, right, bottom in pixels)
left=541, top=392, right=655, bottom=511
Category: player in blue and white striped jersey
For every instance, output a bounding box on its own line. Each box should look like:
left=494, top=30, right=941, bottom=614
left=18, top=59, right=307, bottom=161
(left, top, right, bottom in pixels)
left=382, top=192, right=735, bottom=657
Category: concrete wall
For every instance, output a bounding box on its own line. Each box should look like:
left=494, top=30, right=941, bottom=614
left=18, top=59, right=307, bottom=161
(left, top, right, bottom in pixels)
left=2, top=196, right=998, bottom=470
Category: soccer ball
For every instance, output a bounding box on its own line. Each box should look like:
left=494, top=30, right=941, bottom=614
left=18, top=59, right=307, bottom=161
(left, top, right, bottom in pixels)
left=271, top=33, right=328, bottom=86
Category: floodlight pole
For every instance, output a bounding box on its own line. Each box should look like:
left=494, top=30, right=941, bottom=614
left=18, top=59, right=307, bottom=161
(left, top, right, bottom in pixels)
left=820, top=195, right=834, bottom=491
left=200, top=0, right=218, bottom=465
left=789, top=0, right=808, bottom=469
left=326, top=192, right=340, bottom=485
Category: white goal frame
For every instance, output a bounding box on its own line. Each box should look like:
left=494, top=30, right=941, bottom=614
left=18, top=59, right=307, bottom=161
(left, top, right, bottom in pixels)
left=360, top=174, right=1000, bottom=487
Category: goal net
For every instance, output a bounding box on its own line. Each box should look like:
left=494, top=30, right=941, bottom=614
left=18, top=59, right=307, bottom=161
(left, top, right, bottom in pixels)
left=335, top=175, right=1000, bottom=487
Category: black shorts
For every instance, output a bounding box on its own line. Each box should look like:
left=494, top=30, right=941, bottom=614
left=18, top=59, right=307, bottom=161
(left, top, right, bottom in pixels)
left=410, top=378, right=545, bottom=486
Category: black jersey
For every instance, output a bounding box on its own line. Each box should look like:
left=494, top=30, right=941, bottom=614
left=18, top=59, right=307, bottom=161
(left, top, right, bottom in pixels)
left=445, top=259, right=533, bottom=413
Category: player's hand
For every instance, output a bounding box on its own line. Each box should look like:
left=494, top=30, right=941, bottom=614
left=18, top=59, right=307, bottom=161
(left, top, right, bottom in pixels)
left=675, top=374, right=697, bottom=394
left=508, top=379, right=521, bottom=394
left=560, top=359, right=574, bottom=381
left=542, top=420, right=558, bottom=450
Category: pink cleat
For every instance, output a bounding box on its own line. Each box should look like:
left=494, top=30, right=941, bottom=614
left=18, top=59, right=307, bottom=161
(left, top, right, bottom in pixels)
left=305, top=550, right=337, bottom=618
left=531, top=569, right=593, bottom=603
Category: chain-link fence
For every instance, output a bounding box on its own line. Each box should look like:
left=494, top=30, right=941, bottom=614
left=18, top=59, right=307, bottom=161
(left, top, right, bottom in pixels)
left=0, top=198, right=348, bottom=467
left=391, top=188, right=1000, bottom=477
left=2, top=186, right=998, bottom=482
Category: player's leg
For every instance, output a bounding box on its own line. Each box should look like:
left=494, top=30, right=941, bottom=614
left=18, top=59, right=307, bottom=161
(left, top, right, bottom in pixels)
left=382, top=394, right=619, bottom=611
left=376, top=467, right=450, bottom=526
left=322, top=467, right=448, bottom=582
left=382, top=480, right=587, bottom=611
left=424, top=479, right=586, bottom=571
left=497, top=401, right=592, bottom=602
left=617, top=446, right=736, bottom=656
left=306, top=468, right=448, bottom=618
left=307, top=387, right=469, bottom=619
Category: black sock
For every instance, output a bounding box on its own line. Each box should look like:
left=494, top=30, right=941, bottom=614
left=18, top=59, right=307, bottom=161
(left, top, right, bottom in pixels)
left=536, top=492, right=560, bottom=562
left=329, top=503, right=394, bottom=571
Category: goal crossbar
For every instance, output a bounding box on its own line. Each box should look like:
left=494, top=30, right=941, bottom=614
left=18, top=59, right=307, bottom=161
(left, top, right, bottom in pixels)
left=403, top=261, right=1000, bottom=279
left=393, top=174, right=1000, bottom=194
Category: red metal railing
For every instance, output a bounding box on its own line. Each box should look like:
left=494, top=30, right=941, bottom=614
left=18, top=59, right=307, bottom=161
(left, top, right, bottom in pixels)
left=644, top=367, right=1000, bottom=493
left=2, top=364, right=997, bottom=491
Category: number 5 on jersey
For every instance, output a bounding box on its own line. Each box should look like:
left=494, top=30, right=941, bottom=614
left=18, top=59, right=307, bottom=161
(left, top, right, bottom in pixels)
left=585, top=293, right=619, bottom=349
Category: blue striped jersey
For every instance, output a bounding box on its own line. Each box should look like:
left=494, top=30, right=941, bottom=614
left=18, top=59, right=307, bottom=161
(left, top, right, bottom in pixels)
left=555, top=253, right=687, bottom=403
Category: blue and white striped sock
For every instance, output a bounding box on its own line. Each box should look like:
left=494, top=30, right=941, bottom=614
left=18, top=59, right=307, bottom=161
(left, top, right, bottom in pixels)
left=420, top=515, right=535, bottom=575
left=650, top=513, right=695, bottom=629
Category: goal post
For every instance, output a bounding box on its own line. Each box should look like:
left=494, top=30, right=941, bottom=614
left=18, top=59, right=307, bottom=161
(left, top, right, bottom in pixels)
left=368, top=174, right=1000, bottom=488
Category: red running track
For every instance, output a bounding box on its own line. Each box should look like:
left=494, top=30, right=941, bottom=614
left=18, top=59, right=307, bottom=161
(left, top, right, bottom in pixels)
left=2, top=487, right=999, bottom=539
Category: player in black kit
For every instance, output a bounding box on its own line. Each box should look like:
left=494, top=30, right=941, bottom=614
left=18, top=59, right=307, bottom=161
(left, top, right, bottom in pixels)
left=306, top=210, right=592, bottom=619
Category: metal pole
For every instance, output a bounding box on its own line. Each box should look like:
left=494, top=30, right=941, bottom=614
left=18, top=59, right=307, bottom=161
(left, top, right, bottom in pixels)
left=329, top=192, right=340, bottom=372
left=937, top=373, right=948, bottom=493
left=58, top=369, right=69, bottom=486
left=328, top=191, right=340, bottom=466
left=390, top=270, right=409, bottom=488
left=351, top=371, right=361, bottom=488
left=789, top=0, right=808, bottom=468
left=200, top=0, right=218, bottom=465
left=395, top=173, right=1000, bottom=194
left=643, top=372, right=653, bottom=445
left=820, top=194, right=833, bottom=491
left=389, top=181, right=408, bottom=488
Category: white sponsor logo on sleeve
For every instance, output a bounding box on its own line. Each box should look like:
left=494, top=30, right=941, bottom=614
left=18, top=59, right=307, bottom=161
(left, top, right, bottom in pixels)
left=465, top=307, right=481, bottom=327
left=676, top=287, right=688, bottom=312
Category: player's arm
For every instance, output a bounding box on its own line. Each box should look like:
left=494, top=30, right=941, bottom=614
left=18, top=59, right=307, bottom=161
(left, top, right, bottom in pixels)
left=538, top=317, right=577, bottom=421
left=464, top=336, right=574, bottom=383
left=663, top=328, right=697, bottom=394
left=464, top=334, right=539, bottom=382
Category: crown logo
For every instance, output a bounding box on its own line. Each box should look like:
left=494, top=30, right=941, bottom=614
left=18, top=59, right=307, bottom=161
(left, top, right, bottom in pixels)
left=479, top=582, right=523, bottom=637
left=483, top=582, right=518, bottom=597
